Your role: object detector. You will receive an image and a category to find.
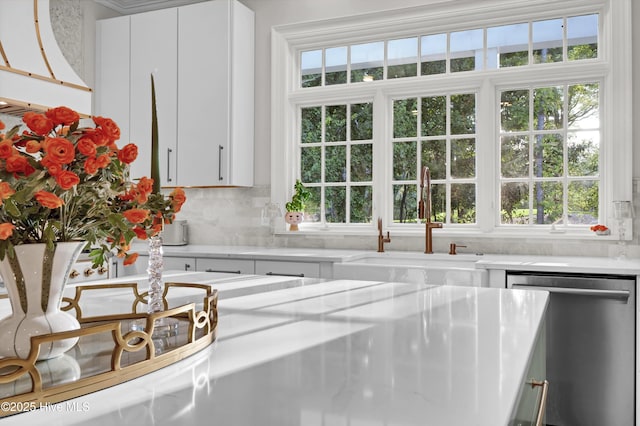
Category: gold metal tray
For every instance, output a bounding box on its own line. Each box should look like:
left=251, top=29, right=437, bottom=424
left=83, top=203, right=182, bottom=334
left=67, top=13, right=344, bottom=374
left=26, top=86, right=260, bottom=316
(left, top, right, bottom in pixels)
left=0, top=282, right=217, bottom=417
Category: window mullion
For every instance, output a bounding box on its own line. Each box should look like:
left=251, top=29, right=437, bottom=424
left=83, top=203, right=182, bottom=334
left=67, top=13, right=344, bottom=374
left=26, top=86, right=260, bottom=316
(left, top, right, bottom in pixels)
left=477, top=79, right=496, bottom=231
left=372, top=89, right=389, bottom=227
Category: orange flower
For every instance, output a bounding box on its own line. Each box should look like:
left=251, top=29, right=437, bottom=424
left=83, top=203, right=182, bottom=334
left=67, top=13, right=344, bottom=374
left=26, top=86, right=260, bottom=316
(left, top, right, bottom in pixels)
left=82, top=128, right=110, bottom=147
left=0, top=223, right=15, bottom=240
left=23, top=112, right=54, bottom=135
left=137, top=177, right=154, bottom=195
left=132, top=226, right=148, bottom=240
left=76, top=137, right=97, bottom=157
left=96, top=153, right=111, bottom=169
left=25, top=140, right=41, bottom=154
left=43, top=137, right=75, bottom=165
left=84, top=157, right=98, bottom=175
left=45, top=106, right=80, bottom=126
left=151, top=222, right=163, bottom=236
left=0, top=139, right=14, bottom=159
left=0, top=182, right=15, bottom=201
left=5, top=154, right=33, bottom=175
left=118, top=143, right=138, bottom=164
left=35, top=190, right=64, bottom=209
left=170, top=187, right=186, bottom=213
left=0, top=120, right=4, bottom=130
left=123, top=208, right=150, bottom=224
left=118, top=188, right=138, bottom=202
left=55, top=170, right=80, bottom=190
left=93, top=116, right=121, bottom=142
left=41, top=155, right=63, bottom=176
left=123, top=252, right=139, bottom=266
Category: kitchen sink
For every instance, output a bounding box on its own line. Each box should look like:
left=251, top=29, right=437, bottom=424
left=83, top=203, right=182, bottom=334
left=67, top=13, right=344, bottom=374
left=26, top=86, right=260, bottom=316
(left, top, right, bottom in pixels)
left=333, top=252, right=488, bottom=287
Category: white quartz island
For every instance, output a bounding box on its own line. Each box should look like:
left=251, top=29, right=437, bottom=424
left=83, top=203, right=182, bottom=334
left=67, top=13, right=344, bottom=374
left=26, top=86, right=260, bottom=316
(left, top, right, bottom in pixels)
left=0, top=272, right=548, bottom=426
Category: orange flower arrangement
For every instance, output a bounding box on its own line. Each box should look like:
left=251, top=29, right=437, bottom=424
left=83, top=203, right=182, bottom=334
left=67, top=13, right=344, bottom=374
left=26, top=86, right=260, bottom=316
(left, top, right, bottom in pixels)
left=590, top=224, right=609, bottom=234
left=0, top=106, right=185, bottom=267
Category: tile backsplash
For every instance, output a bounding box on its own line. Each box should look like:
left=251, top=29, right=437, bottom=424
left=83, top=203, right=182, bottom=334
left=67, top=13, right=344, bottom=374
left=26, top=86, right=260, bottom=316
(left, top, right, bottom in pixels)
left=177, top=186, right=640, bottom=258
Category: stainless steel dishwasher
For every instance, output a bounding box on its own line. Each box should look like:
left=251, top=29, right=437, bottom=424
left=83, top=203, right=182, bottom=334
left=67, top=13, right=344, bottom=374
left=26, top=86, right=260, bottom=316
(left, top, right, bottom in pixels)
left=506, top=271, right=636, bottom=426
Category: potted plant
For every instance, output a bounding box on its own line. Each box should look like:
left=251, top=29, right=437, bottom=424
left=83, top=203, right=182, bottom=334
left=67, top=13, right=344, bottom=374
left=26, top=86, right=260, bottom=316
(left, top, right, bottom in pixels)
left=285, top=179, right=310, bottom=231
left=0, top=106, right=186, bottom=360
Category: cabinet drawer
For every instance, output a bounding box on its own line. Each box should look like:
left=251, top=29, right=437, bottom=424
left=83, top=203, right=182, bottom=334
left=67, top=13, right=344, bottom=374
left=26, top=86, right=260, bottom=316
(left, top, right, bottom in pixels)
left=196, top=258, right=254, bottom=274
left=163, top=256, right=196, bottom=272
left=255, top=260, right=320, bottom=278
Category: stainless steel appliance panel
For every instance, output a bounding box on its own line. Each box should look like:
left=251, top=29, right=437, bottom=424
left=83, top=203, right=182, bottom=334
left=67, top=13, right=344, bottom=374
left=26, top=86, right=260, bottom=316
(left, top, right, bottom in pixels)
left=507, top=271, right=635, bottom=426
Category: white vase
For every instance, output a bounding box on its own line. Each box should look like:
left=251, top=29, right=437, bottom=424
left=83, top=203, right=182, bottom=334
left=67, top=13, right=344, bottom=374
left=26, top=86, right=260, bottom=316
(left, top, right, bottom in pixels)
left=0, top=241, right=85, bottom=360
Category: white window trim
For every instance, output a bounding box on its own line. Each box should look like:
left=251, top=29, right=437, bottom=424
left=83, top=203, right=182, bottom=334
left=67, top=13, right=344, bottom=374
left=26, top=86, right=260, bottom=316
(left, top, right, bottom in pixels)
left=271, top=0, right=632, bottom=240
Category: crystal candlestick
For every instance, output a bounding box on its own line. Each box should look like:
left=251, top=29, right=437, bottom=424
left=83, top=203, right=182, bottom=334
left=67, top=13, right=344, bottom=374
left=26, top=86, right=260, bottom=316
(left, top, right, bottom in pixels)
left=147, top=234, right=164, bottom=313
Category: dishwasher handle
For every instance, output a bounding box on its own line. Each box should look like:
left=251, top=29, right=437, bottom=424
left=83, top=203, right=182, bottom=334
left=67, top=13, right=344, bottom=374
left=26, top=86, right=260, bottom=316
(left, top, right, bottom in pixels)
left=511, top=284, right=630, bottom=299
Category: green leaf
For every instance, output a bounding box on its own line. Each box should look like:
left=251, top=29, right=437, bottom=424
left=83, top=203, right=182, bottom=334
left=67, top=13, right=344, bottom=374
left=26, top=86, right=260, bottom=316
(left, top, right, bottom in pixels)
left=108, top=213, right=129, bottom=232
left=151, top=74, right=161, bottom=193
left=4, top=199, right=21, bottom=217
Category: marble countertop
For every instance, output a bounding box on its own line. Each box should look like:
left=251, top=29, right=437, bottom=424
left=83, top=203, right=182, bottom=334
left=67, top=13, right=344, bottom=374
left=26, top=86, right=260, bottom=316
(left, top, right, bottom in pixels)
left=135, top=243, right=640, bottom=275
left=1, top=272, right=549, bottom=426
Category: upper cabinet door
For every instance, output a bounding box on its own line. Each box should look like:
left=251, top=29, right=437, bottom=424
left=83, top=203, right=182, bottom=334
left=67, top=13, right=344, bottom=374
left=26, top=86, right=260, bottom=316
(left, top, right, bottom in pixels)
left=96, top=0, right=254, bottom=187
left=95, top=16, right=130, bottom=152
left=129, top=9, right=178, bottom=186
left=177, top=0, right=254, bottom=187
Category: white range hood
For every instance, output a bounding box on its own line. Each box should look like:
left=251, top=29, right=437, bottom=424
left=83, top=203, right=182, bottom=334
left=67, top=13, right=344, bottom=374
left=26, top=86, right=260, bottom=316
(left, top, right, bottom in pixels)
left=0, top=0, right=91, bottom=116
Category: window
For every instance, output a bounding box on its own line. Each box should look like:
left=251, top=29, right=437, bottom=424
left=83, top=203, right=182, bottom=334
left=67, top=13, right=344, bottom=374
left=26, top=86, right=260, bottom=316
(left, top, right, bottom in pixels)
left=500, top=83, right=600, bottom=226
left=299, top=102, right=374, bottom=224
left=392, top=94, right=477, bottom=224
left=299, top=14, right=600, bottom=87
left=273, top=0, right=632, bottom=238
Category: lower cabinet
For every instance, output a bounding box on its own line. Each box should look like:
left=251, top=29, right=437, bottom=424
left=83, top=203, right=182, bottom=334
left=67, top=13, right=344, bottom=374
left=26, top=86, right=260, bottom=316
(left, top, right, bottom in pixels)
left=115, top=255, right=147, bottom=277
left=510, top=321, right=547, bottom=426
left=196, top=258, right=254, bottom=274
left=121, top=255, right=195, bottom=274
left=115, top=253, right=328, bottom=279
left=255, top=260, right=321, bottom=278
left=163, top=256, right=196, bottom=272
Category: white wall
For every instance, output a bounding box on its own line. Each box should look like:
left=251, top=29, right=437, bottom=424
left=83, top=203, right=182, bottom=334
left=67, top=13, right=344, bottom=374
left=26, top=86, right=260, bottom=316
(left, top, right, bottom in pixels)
left=12, top=0, right=638, bottom=256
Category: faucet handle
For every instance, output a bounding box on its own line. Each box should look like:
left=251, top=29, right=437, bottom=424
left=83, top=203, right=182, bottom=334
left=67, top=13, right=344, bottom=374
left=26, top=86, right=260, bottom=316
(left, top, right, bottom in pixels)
left=449, top=243, right=467, bottom=255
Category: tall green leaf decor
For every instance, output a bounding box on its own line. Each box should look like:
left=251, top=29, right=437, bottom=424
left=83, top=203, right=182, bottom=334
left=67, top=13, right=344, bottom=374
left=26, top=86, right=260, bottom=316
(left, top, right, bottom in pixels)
left=150, top=74, right=161, bottom=194
left=147, top=73, right=165, bottom=316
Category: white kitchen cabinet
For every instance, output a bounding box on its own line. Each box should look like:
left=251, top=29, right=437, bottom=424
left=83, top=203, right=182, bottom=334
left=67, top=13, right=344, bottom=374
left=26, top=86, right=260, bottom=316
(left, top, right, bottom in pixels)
left=177, top=0, right=254, bottom=186
left=510, top=323, right=547, bottom=425
left=95, top=10, right=177, bottom=187
left=196, top=258, right=254, bottom=274
left=114, top=255, right=147, bottom=277
left=255, top=260, right=321, bottom=278
left=128, top=8, right=178, bottom=186
left=95, top=0, right=254, bottom=187
left=163, top=256, right=196, bottom=272
left=95, top=16, right=130, bottom=148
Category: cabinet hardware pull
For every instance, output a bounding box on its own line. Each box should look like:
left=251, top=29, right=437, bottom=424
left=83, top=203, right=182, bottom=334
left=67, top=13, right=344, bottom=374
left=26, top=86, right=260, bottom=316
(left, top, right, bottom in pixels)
left=167, top=148, right=173, bottom=182
left=218, top=145, right=224, bottom=181
left=528, top=379, right=549, bottom=426
left=265, top=272, right=304, bottom=277
left=511, top=284, right=630, bottom=299
left=205, top=269, right=241, bottom=274
left=185, top=263, right=191, bottom=271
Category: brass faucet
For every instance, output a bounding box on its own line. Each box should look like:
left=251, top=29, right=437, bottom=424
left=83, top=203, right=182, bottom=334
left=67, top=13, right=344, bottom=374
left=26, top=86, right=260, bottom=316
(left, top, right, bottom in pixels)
left=419, top=166, right=443, bottom=254
left=377, top=217, right=391, bottom=252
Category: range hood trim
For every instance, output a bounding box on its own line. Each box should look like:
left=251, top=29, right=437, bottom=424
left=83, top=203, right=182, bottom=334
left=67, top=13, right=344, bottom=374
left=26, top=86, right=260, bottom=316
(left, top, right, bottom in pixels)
left=0, top=0, right=92, bottom=117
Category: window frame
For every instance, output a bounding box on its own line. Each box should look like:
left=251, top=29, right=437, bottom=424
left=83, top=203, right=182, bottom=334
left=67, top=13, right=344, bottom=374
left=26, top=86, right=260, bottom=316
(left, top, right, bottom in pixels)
left=271, top=0, right=632, bottom=240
